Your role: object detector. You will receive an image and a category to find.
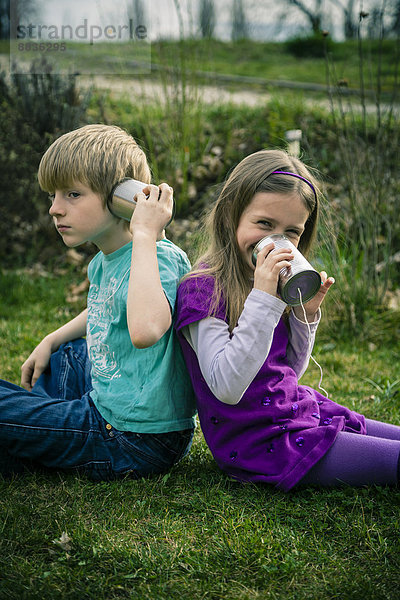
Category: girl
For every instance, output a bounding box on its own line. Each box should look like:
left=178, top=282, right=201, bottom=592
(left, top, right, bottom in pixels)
left=175, top=149, right=400, bottom=491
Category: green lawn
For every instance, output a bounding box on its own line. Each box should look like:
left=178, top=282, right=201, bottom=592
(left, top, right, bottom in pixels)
left=2, top=37, right=397, bottom=94
left=152, top=37, right=398, bottom=92
left=0, top=270, right=399, bottom=599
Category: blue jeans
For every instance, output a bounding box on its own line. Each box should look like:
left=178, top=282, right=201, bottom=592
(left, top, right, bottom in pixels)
left=0, top=339, right=194, bottom=481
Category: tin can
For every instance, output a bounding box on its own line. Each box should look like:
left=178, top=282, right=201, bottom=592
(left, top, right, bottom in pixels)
left=108, top=178, right=174, bottom=226
left=251, top=234, right=321, bottom=306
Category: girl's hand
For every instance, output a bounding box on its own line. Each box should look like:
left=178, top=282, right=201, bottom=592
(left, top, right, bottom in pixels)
left=129, top=183, right=173, bottom=241
left=253, top=241, right=294, bottom=298
left=293, top=271, right=335, bottom=322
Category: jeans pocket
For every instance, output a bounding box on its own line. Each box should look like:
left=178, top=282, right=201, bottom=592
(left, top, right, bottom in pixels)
left=73, top=460, right=115, bottom=482
left=117, top=429, right=194, bottom=473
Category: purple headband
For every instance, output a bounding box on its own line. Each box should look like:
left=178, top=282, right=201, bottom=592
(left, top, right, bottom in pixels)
left=270, top=170, right=317, bottom=203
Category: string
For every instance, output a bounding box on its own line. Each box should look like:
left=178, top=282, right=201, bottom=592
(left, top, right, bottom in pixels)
left=297, top=287, right=329, bottom=398
left=98, top=267, right=131, bottom=305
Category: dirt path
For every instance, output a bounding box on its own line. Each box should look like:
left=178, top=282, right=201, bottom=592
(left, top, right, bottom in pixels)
left=80, top=75, right=277, bottom=107
left=80, top=74, right=398, bottom=117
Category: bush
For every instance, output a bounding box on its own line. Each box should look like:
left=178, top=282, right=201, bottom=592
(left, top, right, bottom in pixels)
left=285, top=34, right=335, bottom=58
left=0, top=58, right=92, bottom=268
left=302, top=21, right=400, bottom=336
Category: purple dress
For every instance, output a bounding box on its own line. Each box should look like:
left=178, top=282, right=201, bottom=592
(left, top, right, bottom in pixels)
left=175, top=274, right=366, bottom=491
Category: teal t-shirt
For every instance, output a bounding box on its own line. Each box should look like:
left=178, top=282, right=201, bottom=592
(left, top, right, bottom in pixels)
left=86, top=239, right=196, bottom=433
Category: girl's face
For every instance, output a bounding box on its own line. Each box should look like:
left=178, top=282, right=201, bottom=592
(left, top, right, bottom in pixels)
left=236, top=191, right=310, bottom=272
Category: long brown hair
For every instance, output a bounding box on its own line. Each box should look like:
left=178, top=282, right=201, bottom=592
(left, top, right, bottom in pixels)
left=188, top=149, right=321, bottom=330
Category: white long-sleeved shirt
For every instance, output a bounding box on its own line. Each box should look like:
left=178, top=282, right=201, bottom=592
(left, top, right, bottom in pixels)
left=182, top=288, right=320, bottom=405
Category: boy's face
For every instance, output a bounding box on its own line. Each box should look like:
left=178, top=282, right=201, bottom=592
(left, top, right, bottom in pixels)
left=49, top=181, right=131, bottom=254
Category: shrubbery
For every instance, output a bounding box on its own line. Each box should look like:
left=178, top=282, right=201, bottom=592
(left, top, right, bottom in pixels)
left=0, top=59, right=92, bottom=267
left=285, top=33, right=335, bottom=58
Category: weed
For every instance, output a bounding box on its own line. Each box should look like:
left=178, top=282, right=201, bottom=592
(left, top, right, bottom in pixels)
left=315, top=8, right=400, bottom=336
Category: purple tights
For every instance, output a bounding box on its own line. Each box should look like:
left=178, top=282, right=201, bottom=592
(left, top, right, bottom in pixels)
left=299, top=419, right=400, bottom=487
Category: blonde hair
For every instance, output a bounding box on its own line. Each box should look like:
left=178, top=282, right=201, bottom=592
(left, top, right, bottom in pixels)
left=189, top=149, right=321, bottom=330
left=38, top=124, right=151, bottom=205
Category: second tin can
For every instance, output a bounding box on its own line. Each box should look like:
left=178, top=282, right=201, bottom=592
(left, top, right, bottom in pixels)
left=251, top=234, right=321, bottom=306
left=108, top=178, right=174, bottom=225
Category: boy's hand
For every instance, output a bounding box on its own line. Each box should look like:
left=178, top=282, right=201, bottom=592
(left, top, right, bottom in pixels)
left=293, top=271, right=335, bottom=322
left=129, top=183, right=173, bottom=241
left=21, top=336, right=55, bottom=391
left=127, top=183, right=174, bottom=348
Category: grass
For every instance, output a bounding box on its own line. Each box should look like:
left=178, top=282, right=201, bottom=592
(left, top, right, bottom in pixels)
left=2, top=37, right=398, bottom=94
left=151, top=38, right=399, bottom=93
left=0, top=269, right=399, bottom=599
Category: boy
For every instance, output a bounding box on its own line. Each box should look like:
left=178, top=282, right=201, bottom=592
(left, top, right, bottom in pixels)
left=0, top=124, right=196, bottom=481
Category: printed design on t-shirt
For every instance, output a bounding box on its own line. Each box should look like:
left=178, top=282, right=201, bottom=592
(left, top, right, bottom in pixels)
left=87, top=276, right=123, bottom=380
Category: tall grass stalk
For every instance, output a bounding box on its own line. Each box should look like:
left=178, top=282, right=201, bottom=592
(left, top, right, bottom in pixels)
left=320, top=8, right=400, bottom=334
left=126, top=1, right=210, bottom=214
